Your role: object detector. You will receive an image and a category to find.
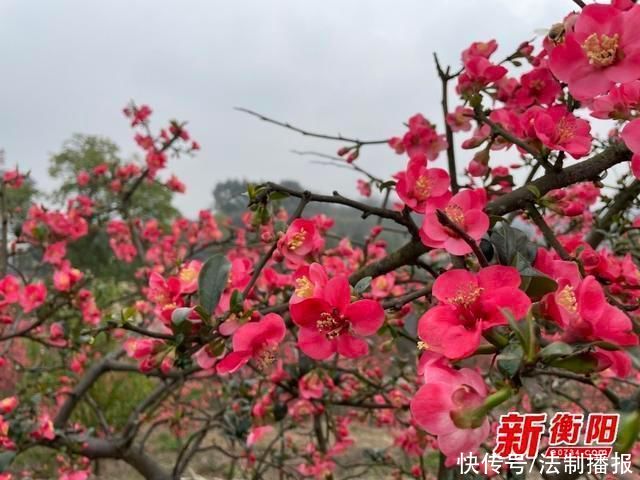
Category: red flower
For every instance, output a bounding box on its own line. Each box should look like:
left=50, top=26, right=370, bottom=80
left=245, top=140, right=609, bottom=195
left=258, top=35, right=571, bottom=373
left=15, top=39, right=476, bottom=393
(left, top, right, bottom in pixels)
left=513, top=67, right=562, bottom=107
left=277, top=219, right=318, bottom=265
left=456, top=56, right=508, bottom=96
left=410, top=357, right=489, bottom=466
left=216, top=313, right=286, bottom=374
left=395, top=154, right=451, bottom=213
left=290, top=276, right=384, bottom=360
left=549, top=4, right=640, bottom=99
left=19, top=283, right=47, bottom=313
left=388, top=114, right=447, bottom=160
left=542, top=270, right=637, bottom=348
left=419, top=189, right=489, bottom=255
left=532, top=106, right=592, bottom=159
left=417, top=266, right=531, bottom=359
left=621, top=118, right=640, bottom=178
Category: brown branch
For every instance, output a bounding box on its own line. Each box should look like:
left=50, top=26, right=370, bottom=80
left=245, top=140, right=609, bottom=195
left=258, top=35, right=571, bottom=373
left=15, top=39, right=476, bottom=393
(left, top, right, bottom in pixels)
left=434, top=53, right=459, bottom=193
left=235, top=107, right=389, bottom=146
left=526, top=204, right=571, bottom=260
left=435, top=209, right=489, bottom=266
left=585, top=179, right=640, bottom=248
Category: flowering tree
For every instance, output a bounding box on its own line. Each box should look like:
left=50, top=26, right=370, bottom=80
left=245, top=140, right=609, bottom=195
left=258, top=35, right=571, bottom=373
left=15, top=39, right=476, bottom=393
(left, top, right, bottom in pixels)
left=4, top=1, right=640, bottom=479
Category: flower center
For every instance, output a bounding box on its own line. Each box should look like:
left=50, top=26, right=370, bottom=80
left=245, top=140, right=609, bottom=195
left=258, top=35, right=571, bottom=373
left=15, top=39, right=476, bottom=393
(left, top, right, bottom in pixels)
left=295, top=276, right=314, bottom=298
left=444, top=204, right=465, bottom=226
left=557, top=285, right=578, bottom=313
left=317, top=309, right=350, bottom=339
left=179, top=267, right=197, bottom=283
left=556, top=117, right=576, bottom=143
left=529, top=79, right=545, bottom=93
left=256, top=344, right=277, bottom=370
left=287, top=229, right=307, bottom=251
left=414, top=175, right=432, bottom=200
left=449, top=285, right=483, bottom=308
left=582, top=33, right=620, bottom=68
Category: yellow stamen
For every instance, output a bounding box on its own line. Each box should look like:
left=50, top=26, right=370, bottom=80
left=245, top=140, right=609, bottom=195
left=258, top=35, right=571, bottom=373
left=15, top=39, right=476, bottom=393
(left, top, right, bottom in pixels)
left=582, top=33, right=620, bottom=67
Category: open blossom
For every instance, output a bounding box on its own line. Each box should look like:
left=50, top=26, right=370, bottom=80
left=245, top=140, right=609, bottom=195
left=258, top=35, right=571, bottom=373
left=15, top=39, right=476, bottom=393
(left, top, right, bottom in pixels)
left=0, top=397, right=18, bottom=414
left=539, top=263, right=637, bottom=348
left=620, top=118, right=640, bottom=178
left=19, top=283, right=47, bottom=313
left=388, top=114, right=447, bottom=160
left=216, top=313, right=286, bottom=374
left=419, top=189, right=489, bottom=255
left=289, top=263, right=328, bottom=305
left=394, top=154, right=451, bottom=213
left=418, top=266, right=531, bottom=359
left=549, top=3, right=640, bottom=99
left=410, top=357, right=489, bottom=466
left=590, top=80, right=640, bottom=120
left=532, top=106, right=592, bottom=159
left=446, top=106, right=474, bottom=132
left=512, top=67, right=561, bottom=107
left=277, top=219, right=318, bottom=265
left=461, top=39, right=498, bottom=62
left=456, top=56, right=508, bottom=96
left=290, top=276, right=385, bottom=360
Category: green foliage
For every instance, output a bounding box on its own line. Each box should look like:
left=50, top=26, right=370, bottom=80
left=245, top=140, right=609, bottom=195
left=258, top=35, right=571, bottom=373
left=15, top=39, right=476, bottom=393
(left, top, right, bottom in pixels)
left=47, top=134, right=181, bottom=280
left=49, top=134, right=179, bottom=223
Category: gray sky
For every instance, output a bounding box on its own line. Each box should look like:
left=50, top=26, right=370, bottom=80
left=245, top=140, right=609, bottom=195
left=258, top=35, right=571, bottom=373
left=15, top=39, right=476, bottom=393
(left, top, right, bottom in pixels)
left=0, top=0, right=571, bottom=216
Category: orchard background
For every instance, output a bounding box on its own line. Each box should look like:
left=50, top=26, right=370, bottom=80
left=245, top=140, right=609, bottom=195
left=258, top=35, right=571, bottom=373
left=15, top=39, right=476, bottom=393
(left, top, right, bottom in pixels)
left=3, top=0, right=640, bottom=479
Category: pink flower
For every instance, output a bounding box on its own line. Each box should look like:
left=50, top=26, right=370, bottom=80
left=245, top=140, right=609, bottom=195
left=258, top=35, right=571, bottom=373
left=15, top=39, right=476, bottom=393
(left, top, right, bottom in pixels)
left=446, top=106, right=474, bottom=132
left=542, top=272, right=637, bottom=348
left=247, top=425, right=273, bottom=447
left=19, top=283, right=47, bottom=313
left=532, top=106, right=592, bottom=159
left=43, top=241, right=67, bottom=265
left=417, top=266, right=531, bottom=359
left=512, top=67, right=561, bottom=107
left=0, top=275, right=20, bottom=306
left=356, top=179, right=371, bottom=197
left=53, top=262, right=83, bottom=292
left=419, top=189, right=489, bottom=255
left=410, top=358, right=489, bottom=466
left=290, top=263, right=328, bottom=305
left=290, top=276, right=385, bottom=360
left=461, top=39, right=498, bottom=63
left=177, top=260, right=202, bottom=294
left=621, top=118, right=640, bottom=178
left=277, top=219, right=318, bottom=265
left=31, top=413, right=55, bottom=441
left=216, top=313, right=286, bottom=374
left=456, top=56, right=508, bottom=96
left=388, top=114, right=447, bottom=160
left=590, top=80, right=640, bottom=120
left=76, top=171, right=90, bottom=187
left=395, top=154, right=451, bottom=213
left=549, top=4, right=640, bottom=99
left=0, top=397, right=18, bottom=414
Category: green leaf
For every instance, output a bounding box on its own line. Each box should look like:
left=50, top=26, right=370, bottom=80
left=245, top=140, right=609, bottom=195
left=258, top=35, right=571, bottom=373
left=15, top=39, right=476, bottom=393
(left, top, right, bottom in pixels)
left=230, top=289, right=244, bottom=314
left=539, top=341, right=573, bottom=361
left=0, top=451, right=15, bottom=470
left=490, top=222, right=537, bottom=266
left=497, top=343, right=524, bottom=379
left=269, top=191, right=290, bottom=201
left=550, top=353, right=599, bottom=374
left=198, top=254, right=231, bottom=316
left=526, top=184, right=541, bottom=198
left=354, top=276, right=372, bottom=295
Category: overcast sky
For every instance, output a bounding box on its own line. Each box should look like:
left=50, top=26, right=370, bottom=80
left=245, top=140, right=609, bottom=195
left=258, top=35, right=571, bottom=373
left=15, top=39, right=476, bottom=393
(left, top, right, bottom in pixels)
left=0, top=0, right=572, bottom=216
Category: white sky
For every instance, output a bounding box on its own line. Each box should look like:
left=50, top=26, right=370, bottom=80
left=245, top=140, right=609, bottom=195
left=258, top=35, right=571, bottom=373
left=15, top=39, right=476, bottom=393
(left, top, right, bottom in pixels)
left=0, top=0, right=573, bottom=216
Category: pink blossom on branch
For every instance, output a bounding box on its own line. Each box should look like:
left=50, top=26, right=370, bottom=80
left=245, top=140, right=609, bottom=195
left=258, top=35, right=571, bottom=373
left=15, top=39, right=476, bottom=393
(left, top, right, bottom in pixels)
left=290, top=276, right=385, bottom=360
left=417, top=266, right=531, bottom=359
